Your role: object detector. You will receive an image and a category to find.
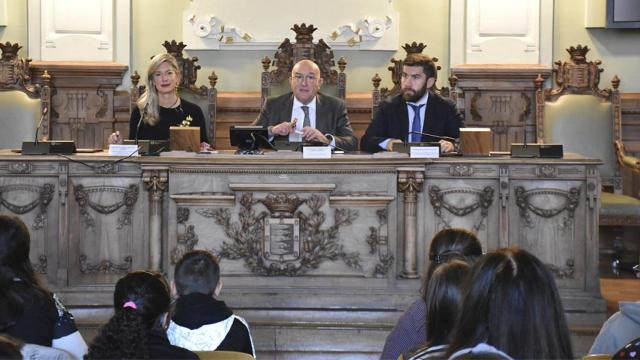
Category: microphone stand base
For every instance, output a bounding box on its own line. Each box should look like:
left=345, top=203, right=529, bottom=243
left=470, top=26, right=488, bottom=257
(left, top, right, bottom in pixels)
left=21, top=141, right=77, bottom=155
left=510, top=143, right=563, bottom=158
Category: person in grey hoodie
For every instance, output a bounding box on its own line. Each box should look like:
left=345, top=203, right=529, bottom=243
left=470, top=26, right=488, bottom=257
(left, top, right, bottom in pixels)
left=590, top=301, right=640, bottom=355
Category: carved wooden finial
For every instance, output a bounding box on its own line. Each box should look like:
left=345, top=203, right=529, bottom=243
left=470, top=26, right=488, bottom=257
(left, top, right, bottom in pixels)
left=534, top=74, right=545, bottom=90
left=0, top=41, right=22, bottom=61
left=162, top=40, right=188, bottom=58
left=261, top=56, right=271, bottom=71
left=611, top=75, right=620, bottom=90
left=291, top=23, right=317, bottom=43
left=131, top=70, right=141, bottom=86
left=566, top=45, right=590, bottom=64
left=448, top=74, right=458, bottom=88
left=372, top=73, right=382, bottom=89
left=41, top=70, right=51, bottom=86
left=338, top=57, right=347, bottom=73
left=402, top=42, right=427, bottom=55
left=209, top=71, right=218, bottom=88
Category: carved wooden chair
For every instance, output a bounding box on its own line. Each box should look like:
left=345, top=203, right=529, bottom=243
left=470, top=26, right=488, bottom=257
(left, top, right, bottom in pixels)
left=0, top=42, right=52, bottom=149
left=260, top=23, right=347, bottom=107
left=536, top=45, right=640, bottom=270
left=371, top=42, right=455, bottom=114
left=131, top=40, right=218, bottom=146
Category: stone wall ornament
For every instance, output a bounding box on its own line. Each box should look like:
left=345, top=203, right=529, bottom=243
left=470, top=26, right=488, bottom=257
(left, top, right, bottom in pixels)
left=74, top=184, right=139, bottom=229
left=366, top=208, right=394, bottom=278
left=546, top=259, right=575, bottom=279
left=32, top=255, right=47, bottom=275
left=170, top=207, right=200, bottom=264
left=197, top=193, right=361, bottom=276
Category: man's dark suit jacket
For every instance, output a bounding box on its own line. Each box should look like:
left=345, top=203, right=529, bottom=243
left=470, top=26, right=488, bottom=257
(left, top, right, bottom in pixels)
left=360, top=92, right=463, bottom=153
left=253, top=92, right=358, bottom=151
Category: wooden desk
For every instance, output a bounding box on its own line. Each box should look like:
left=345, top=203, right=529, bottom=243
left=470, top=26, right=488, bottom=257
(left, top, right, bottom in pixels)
left=0, top=150, right=605, bottom=357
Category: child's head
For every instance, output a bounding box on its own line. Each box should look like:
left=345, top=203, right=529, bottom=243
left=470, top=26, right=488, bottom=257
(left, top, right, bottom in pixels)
left=174, top=250, right=221, bottom=296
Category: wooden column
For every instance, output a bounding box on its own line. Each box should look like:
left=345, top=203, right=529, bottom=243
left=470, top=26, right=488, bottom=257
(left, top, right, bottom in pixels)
left=397, top=168, right=424, bottom=279
left=143, top=167, right=168, bottom=271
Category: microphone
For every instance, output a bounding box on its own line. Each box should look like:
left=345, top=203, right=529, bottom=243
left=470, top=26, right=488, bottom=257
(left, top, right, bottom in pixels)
left=407, top=131, right=457, bottom=142
left=135, top=107, right=146, bottom=145
left=34, top=105, right=49, bottom=144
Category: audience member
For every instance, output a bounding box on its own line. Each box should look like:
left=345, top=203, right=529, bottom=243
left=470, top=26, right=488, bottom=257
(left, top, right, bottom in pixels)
left=86, top=271, right=197, bottom=359
left=590, top=300, right=640, bottom=355
left=0, top=334, right=22, bottom=359
left=167, top=250, right=255, bottom=357
left=0, top=214, right=87, bottom=359
left=381, top=228, right=482, bottom=360
left=405, top=260, right=470, bottom=359
left=445, top=247, right=573, bottom=359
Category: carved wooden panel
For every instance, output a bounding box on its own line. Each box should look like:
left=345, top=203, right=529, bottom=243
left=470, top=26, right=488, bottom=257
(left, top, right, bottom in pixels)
left=66, top=171, right=146, bottom=286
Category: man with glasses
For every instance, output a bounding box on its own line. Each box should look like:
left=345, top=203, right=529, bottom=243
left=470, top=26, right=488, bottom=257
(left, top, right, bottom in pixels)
left=253, top=59, right=358, bottom=151
left=360, top=54, right=463, bottom=153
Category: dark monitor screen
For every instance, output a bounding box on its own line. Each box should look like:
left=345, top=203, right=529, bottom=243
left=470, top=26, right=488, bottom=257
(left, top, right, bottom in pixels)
left=229, top=125, right=271, bottom=150
left=607, top=0, right=640, bottom=28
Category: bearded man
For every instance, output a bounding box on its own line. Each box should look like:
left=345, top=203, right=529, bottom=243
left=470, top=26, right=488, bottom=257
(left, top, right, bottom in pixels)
left=360, top=54, right=463, bottom=153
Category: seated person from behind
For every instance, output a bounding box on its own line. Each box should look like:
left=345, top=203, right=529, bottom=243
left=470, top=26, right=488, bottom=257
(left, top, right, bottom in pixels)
left=360, top=54, right=462, bottom=154
left=108, top=53, right=210, bottom=150
left=167, top=250, right=255, bottom=357
left=252, top=59, right=358, bottom=151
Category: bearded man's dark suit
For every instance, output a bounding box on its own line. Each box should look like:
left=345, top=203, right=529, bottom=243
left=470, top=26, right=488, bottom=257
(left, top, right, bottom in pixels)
left=360, top=91, right=463, bottom=153
left=252, top=92, right=358, bottom=151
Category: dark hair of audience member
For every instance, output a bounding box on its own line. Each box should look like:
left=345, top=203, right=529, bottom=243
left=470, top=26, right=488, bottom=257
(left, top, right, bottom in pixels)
left=422, top=228, right=482, bottom=301
left=0, top=334, right=22, bottom=359
left=424, top=260, right=470, bottom=349
left=174, top=250, right=220, bottom=296
left=86, top=271, right=171, bottom=359
left=0, top=214, right=50, bottom=332
left=445, top=247, right=574, bottom=359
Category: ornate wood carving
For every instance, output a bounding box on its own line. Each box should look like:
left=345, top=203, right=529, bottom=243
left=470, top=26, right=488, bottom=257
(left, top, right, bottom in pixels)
left=0, top=183, right=55, bottom=229
left=170, top=207, right=199, bottom=264
left=428, top=185, right=495, bottom=232
left=397, top=169, right=424, bottom=278
left=73, top=184, right=139, bottom=229
left=547, top=259, right=575, bottom=279
left=261, top=23, right=347, bottom=105
left=197, top=193, right=361, bottom=276
left=79, top=254, right=132, bottom=274
left=515, top=186, right=580, bottom=231
left=365, top=208, right=394, bottom=278
left=32, top=255, right=48, bottom=275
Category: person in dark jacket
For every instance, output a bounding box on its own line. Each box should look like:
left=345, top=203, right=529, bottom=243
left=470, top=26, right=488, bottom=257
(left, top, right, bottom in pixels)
left=168, top=250, right=255, bottom=357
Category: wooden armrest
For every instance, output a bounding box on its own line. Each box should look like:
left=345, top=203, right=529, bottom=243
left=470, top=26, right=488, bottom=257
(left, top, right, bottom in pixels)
left=614, top=140, right=640, bottom=173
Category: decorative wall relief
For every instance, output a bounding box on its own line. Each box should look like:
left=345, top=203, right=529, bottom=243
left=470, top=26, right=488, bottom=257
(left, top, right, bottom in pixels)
left=73, top=184, right=139, bottom=229
left=32, top=255, right=47, bottom=275
left=546, top=258, right=575, bottom=279
left=79, top=254, right=132, bottom=275
left=170, top=207, right=200, bottom=264
left=514, top=186, right=580, bottom=231
left=366, top=208, right=394, bottom=278
left=429, top=185, right=494, bottom=232
left=0, top=183, right=54, bottom=229
left=196, top=193, right=361, bottom=276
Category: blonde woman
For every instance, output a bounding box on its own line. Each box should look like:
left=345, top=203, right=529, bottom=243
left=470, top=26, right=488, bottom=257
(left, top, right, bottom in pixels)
left=109, top=54, right=210, bottom=150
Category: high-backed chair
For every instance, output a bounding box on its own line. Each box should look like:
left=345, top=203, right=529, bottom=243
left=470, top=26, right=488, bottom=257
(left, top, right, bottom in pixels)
left=536, top=45, right=640, bottom=269
left=0, top=42, right=51, bottom=149
left=260, top=23, right=347, bottom=107
left=371, top=42, right=455, bottom=114
left=131, top=40, right=218, bottom=146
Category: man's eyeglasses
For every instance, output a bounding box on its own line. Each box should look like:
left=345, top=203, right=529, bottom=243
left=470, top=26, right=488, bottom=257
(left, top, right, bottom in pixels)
left=292, top=73, right=318, bottom=83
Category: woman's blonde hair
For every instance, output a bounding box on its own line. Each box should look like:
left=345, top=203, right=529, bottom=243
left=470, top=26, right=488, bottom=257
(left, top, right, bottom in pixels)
left=137, top=53, right=181, bottom=126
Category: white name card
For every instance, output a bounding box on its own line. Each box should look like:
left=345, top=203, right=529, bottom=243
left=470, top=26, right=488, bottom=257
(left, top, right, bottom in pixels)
left=410, top=146, right=440, bottom=158
left=303, top=146, right=332, bottom=159
left=108, top=144, right=139, bottom=157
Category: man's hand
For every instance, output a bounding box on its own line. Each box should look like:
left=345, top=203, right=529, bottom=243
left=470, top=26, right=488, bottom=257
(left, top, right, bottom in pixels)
left=200, top=142, right=212, bottom=152
left=385, top=139, right=404, bottom=151
left=301, top=127, right=329, bottom=144
left=108, top=131, right=123, bottom=145
left=439, top=140, right=455, bottom=153
left=270, top=122, right=294, bottom=136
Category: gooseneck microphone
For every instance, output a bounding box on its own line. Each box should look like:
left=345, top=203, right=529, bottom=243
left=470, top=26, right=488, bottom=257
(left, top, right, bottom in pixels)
left=134, top=107, right=147, bottom=145
left=33, top=105, right=49, bottom=145
left=407, top=131, right=457, bottom=142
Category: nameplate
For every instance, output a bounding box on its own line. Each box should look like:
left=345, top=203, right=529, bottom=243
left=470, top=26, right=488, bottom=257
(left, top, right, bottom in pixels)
left=410, top=146, right=440, bottom=158
left=108, top=144, right=139, bottom=157
left=303, top=146, right=332, bottom=159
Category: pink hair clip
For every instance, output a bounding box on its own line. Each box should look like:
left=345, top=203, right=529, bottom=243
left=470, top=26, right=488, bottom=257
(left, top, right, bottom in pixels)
left=123, top=301, right=137, bottom=310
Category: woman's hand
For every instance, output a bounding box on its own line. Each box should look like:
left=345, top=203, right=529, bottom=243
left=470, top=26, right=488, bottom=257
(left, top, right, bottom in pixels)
left=108, top=131, right=123, bottom=145
left=200, top=142, right=212, bottom=152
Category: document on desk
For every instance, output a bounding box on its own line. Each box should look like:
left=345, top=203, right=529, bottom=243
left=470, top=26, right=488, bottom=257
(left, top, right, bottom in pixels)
left=303, top=146, right=332, bottom=159
left=108, top=144, right=139, bottom=156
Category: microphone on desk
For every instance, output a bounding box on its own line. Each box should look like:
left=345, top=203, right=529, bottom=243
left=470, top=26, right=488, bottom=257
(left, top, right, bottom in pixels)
left=134, top=107, right=147, bottom=145
left=33, top=105, right=49, bottom=145
left=22, top=105, right=76, bottom=155
left=407, top=131, right=457, bottom=143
